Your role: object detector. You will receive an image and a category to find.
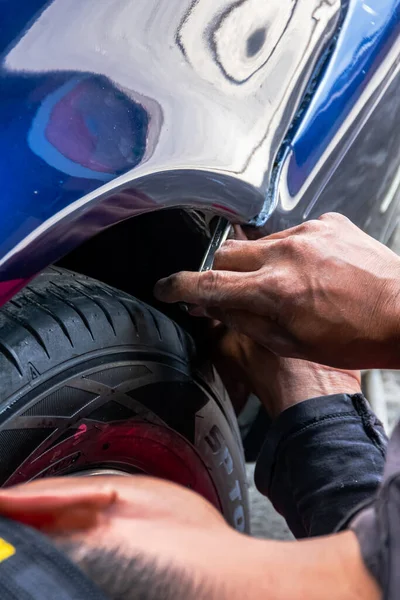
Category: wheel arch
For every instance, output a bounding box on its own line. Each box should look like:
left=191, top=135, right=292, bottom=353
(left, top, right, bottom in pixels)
left=0, top=171, right=263, bottom=308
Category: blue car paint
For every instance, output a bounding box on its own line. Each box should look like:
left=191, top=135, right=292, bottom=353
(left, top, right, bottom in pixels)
left=0, top=72, right=149, bottom=249
left=0, top=0, right=399, bottom=301
left=286, top=0, right=400, bottom=199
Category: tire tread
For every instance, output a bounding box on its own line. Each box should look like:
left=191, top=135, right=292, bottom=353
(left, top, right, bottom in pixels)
left=47, top=283, right=95, bottom=341
left=0, top=338, right=23, bottom=377
left=69, top=283, right=117, bottom=336
left=0, top=268, right=191, bottom=399
left=1, top=307, right=51, bottom=359
left=24, top=287, right=75, bottom=348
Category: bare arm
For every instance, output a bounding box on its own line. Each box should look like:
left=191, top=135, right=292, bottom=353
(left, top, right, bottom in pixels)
left=245, top=531, right=380, bottom=600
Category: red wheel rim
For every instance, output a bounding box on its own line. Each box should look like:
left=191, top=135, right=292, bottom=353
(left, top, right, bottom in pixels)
left=5, top=420, right=221, bottom=510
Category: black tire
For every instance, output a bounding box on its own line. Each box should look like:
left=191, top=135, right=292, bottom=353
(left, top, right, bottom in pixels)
left=0, top=268, right=249, bottom=532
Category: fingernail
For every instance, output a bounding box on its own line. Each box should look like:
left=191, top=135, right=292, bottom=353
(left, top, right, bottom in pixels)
left=154, top=278, right=169, bottom=301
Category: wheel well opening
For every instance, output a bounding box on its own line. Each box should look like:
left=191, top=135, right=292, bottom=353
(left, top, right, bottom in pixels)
left=56, top=208, right=209, bottom=331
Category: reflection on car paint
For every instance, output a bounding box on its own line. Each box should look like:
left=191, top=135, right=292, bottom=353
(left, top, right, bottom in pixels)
left=279, top=0, right=400, bottom=215
left=0, top=0, right=399, bottom=305
left=28, top=77, right=149, bottom=181
left=0, top=0, right=340, bottom=286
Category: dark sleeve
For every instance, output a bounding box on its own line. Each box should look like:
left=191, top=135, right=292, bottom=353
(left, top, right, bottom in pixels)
left=254, top=393, right=388, bottom=538
left=350, top=421, right=400, bottom=598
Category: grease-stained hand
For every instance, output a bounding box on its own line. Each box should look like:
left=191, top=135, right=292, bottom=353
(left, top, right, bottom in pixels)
left=155, top=213, right=400, bottom=369
left=211, top=326, right=361, bottom=418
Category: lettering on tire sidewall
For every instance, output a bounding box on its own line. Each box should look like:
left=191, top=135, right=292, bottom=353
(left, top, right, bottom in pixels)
left=204, top=423, right=246, bottom=532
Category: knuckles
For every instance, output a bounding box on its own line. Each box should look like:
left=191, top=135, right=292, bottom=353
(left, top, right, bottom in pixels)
left=318, top=212, right=350, bottom=225
left=221, top=239, right=240, bottom=252
left=273, top=235, right=316, bottom=260
left=197, top=269, right=221, bottom=299
left=213, top=240, right=237, bottom=265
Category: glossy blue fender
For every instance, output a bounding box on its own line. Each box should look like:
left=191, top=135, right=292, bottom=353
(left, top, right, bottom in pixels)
left=0, top=0, right=399, bottom=303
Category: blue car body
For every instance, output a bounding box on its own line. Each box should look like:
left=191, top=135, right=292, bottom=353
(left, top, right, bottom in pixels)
left=0, top=0, right=399, bottom=302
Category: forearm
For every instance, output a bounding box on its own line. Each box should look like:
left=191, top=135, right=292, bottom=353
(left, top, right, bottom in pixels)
left=255, top=393, right=388, bottom=538
left=242, top=531, right=379, bottom=600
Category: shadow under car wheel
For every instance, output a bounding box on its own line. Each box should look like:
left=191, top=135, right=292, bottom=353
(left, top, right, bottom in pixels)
left=0, top=267, right=249, bottom=532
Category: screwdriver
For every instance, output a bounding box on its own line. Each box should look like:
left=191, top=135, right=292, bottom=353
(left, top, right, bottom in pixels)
left=180, top=217, right=232, bottom=312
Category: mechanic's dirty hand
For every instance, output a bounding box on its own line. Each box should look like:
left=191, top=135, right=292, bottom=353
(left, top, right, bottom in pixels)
left=211, top=327, right=361, bottom=418
left=155, top=213, right=400, bottom=369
